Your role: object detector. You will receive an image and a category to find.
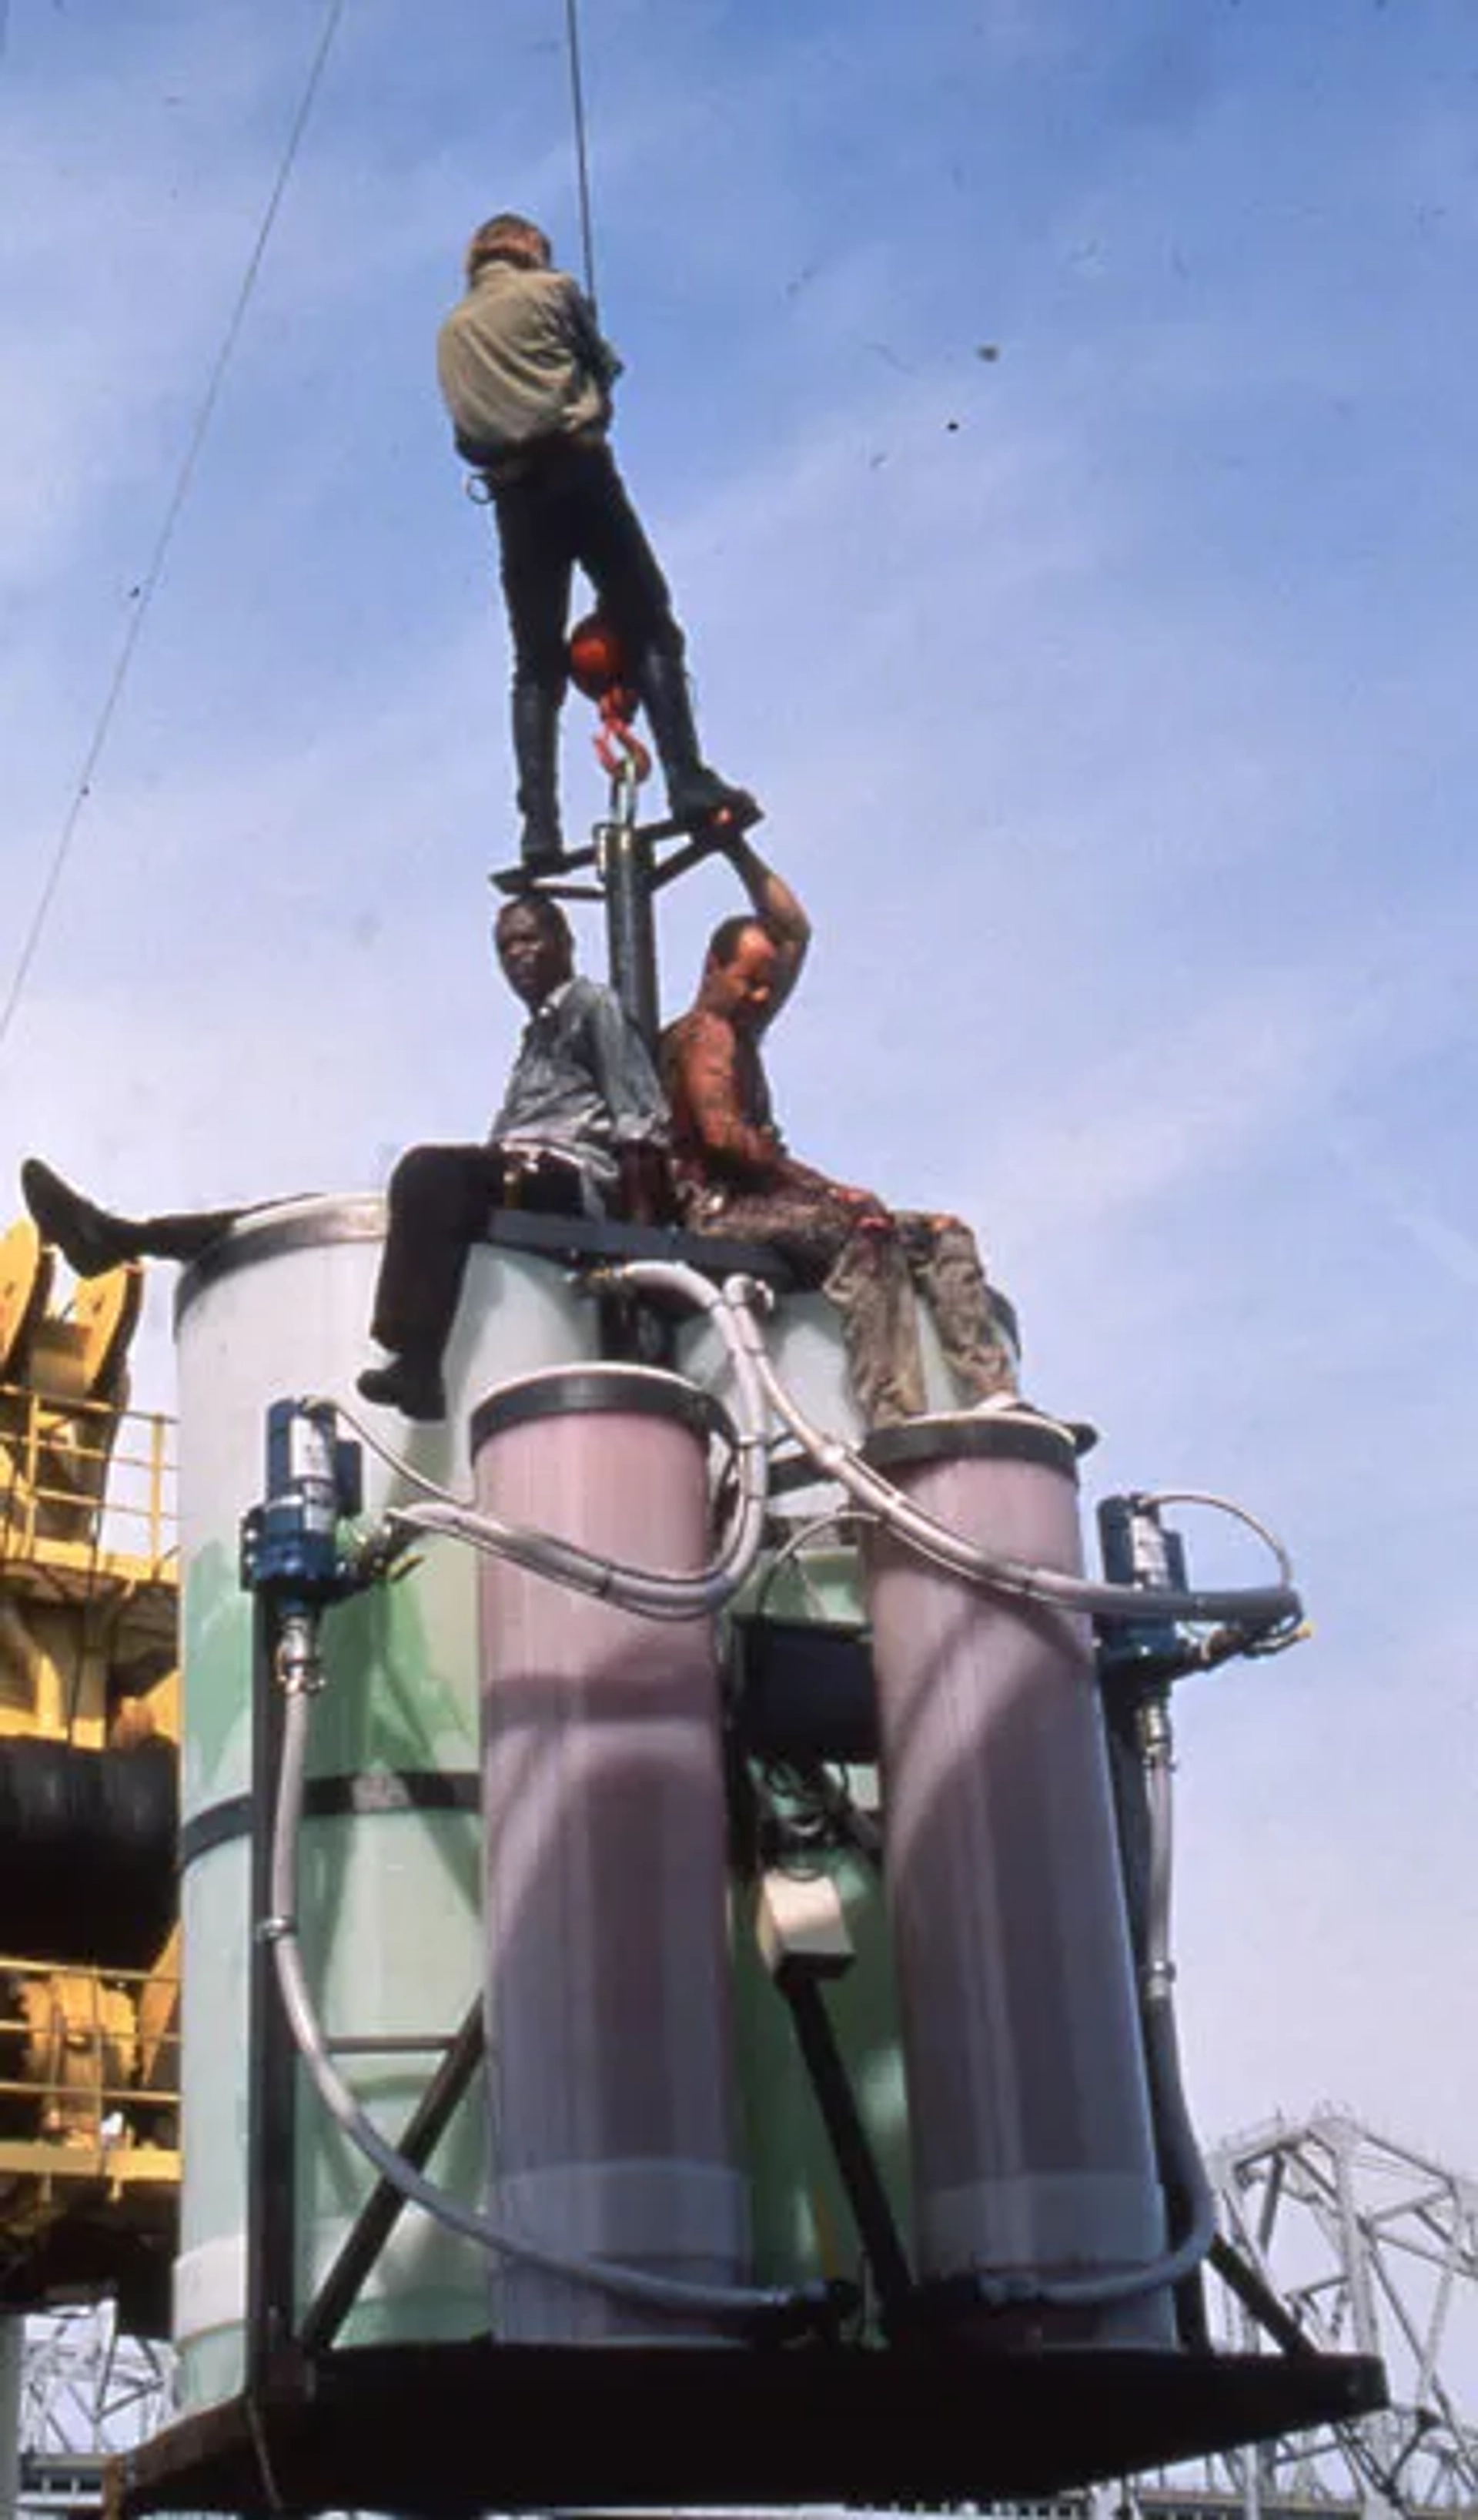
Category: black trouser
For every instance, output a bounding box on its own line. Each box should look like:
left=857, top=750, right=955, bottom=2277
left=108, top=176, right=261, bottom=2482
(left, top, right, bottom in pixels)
left=493, top=435, right=684, bottom=704
left=370, top=1143, right=587, bottom=1369
left=116, top=1206, right=246, bottom=1265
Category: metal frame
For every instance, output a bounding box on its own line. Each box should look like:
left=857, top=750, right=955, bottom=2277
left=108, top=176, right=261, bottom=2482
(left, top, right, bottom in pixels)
left=0, top=1380, right=176, bottom=1586
left=0, top=1339, right=180, bottom=2344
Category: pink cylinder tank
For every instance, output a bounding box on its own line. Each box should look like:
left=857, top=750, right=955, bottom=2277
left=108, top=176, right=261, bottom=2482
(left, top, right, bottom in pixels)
left=862, top=1414, right=1171, bottom=2347
left=471, top=1364, right=747, bottom=2343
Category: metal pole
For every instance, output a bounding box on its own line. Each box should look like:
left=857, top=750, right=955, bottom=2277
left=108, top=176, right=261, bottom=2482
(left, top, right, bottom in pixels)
left=780, top=1975, right=913, bottom=2328
left=564, top=0, right=598, bottom=316
left=246, top=1600, right=298, bottom=2386
left=599, top=771, right=659, bottom=1049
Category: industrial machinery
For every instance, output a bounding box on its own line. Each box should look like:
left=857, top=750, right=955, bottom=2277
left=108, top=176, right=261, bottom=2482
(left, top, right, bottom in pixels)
left=0, top=1219, right=180, bottom=2359
left=98, top=768, right=1386, bottom=2518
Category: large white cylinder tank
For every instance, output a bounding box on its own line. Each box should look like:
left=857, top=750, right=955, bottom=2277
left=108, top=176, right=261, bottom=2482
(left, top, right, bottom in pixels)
left=172, top=1195, right=604, bottom=2408
left=471, top=1364, right=748, bottom=2344
left=861, top=1413, right=1172, bottom=2348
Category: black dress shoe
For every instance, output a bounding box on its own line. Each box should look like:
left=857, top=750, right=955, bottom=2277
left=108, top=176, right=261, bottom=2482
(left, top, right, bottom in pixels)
left=356, top=1357, right=447, bottom=1423
left=520, top=818, right=566, bottom=870
left=667, top=770, right=762, bottom=833
left=22, top=1158, right=132, bottom=1277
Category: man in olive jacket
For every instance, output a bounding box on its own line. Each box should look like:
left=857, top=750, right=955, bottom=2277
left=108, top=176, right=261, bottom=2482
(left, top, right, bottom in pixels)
left=438, top=211, right=757, bottom=868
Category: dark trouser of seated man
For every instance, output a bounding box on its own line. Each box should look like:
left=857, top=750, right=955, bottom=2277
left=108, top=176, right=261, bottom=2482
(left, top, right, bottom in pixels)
left=22, top=1135, right=630, bottom=1434
left=358, top=1142, right=588, bottom=1423
left=22, top=1160, right=246, bottom=1280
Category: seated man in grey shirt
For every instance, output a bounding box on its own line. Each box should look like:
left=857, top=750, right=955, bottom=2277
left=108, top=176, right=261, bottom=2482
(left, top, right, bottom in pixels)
left=21, top=895, right=667, bottom=1425
left=357, top=892, right=666, bottom=1419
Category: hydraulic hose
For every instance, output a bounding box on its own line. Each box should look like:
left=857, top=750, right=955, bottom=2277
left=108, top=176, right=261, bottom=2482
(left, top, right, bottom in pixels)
left=970, top=2187, right=1215, bottom=2311
left=375, top=1261, right=771, bottom=1621
left=1144, top=1710, right=1177, bottom=1998
left=708, top=1275, right=1300, bottom=1635
left=266, top=1662, right=807, bottom=2328
left=1137, top=1701, right=1219, bottom=2273
left=1135, top=1487, right=1295, bottom=1589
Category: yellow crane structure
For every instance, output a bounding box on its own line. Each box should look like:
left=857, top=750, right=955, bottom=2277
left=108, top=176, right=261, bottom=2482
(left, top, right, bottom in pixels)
left=0, top=1216, right=179, bottom=2339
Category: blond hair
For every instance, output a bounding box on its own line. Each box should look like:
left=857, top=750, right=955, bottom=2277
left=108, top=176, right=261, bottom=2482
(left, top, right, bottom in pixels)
left=466, top=213, right=552, bottom=281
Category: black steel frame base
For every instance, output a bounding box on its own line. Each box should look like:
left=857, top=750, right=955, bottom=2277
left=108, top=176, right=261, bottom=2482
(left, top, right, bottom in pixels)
left=108, top=2336, right=1386, bottom=2517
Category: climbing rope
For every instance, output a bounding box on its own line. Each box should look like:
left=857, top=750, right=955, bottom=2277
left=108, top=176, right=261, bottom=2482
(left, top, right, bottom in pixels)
left=0, top=0, right=349, bottom=1066
left=564, top=0, right=599, bottom=316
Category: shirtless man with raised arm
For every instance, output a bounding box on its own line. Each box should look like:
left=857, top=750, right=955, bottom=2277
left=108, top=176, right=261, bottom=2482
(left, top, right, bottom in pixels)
left=660, top=836, right=1020, bottom=1430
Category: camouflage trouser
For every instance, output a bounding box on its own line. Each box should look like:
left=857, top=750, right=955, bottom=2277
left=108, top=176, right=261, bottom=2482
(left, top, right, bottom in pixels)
left=685, top=1185, right=1017, bottom=1428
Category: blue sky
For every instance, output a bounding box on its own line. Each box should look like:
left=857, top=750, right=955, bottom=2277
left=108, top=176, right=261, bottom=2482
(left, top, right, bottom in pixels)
left=3, top=0, right=1476, bottom=2179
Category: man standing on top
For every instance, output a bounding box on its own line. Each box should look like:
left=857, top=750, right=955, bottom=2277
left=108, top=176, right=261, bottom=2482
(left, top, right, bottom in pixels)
left=21, top=895, right=666, bottom=1426
left=438, top=212, right=757, bottom=869
left=660, top=835, right=1024, bottom=1431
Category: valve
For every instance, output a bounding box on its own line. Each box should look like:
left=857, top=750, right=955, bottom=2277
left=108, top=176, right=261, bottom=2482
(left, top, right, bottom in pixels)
left=1096, top=1494, right=1191, bottom=1688
left=239, top=1398, right=365, bottom=1609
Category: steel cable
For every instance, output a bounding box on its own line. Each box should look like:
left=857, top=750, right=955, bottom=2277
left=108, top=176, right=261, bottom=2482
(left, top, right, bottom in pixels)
left=0, top=0, right=349, bottom=1063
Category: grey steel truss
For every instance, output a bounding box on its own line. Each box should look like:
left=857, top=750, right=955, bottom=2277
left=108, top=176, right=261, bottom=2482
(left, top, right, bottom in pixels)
left=1123, top=2109, right=1478, bottom=2516
left=18, top=2303, right=175, bottom=2518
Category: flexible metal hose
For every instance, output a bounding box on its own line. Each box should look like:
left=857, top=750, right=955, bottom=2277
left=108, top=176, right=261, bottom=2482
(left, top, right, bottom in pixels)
left=708, top=1274, right=1299, bottom=1635
left=378, top=1262, right=771, bottom=1620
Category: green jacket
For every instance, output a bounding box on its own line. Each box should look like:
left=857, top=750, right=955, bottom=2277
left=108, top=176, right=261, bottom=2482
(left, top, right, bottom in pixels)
left=436, top=260, right=623, bottom=467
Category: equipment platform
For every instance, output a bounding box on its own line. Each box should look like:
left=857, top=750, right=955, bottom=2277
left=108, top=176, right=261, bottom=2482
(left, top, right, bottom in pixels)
left=108, top=2336, right=1386, bottom=2517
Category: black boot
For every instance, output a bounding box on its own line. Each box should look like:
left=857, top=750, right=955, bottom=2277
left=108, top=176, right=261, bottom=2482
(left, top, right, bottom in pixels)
left=510, top=684, right=564, bottom=868
left=22, top=1159, right=134, bottom=1277
left=634, top=648, right=760, bottom=832
left=356, top=1355, right=446, bottom=1423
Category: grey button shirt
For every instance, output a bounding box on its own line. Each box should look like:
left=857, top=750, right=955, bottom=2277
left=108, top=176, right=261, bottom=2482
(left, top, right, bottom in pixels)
left=491, top=976, right=666, bottom=1205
